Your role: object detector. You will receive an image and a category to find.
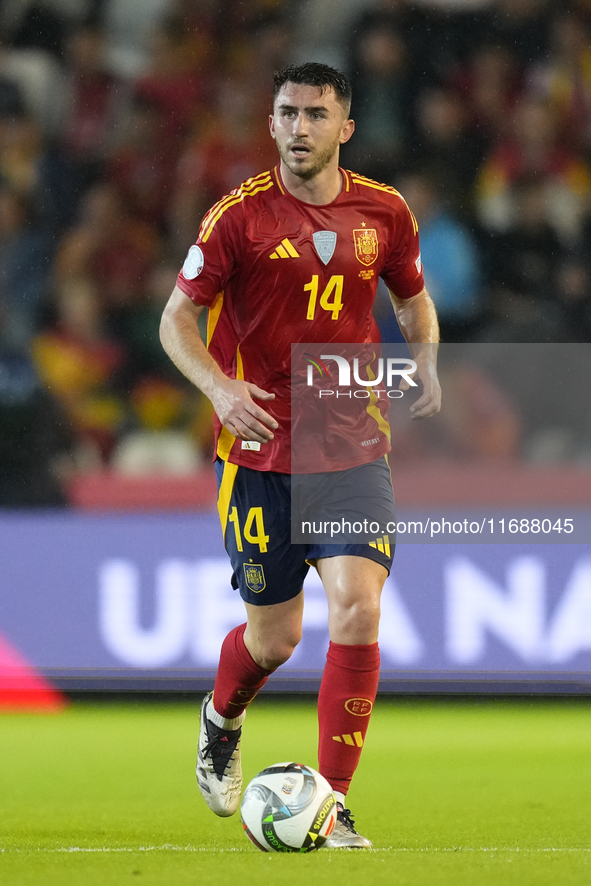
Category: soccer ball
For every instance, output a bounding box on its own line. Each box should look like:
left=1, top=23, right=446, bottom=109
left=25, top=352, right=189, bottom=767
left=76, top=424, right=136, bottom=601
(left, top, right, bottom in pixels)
left=241, top=762, right=337, bottom=852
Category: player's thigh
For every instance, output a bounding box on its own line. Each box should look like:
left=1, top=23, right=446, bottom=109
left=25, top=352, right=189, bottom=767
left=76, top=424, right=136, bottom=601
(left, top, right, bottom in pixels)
left=216, top=457, right=309, bottom=606
left=298, top=456, right=397, bottom=549
left=317, top=554, right=388, bottom=608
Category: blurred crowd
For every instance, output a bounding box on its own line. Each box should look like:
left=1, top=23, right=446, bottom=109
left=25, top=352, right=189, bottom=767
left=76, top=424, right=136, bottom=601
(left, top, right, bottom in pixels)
left=0, top=0, right=590, bottom=504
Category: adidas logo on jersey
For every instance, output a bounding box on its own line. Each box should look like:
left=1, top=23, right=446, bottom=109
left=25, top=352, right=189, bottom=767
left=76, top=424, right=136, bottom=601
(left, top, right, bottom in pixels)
left=270, top=238, right=300, bottom=259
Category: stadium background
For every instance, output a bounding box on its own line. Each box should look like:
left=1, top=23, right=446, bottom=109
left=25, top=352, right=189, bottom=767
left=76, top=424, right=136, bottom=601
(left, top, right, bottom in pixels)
left=0, top=0, right=590, bottom=700
left=0, top=3, right=590, bottom=883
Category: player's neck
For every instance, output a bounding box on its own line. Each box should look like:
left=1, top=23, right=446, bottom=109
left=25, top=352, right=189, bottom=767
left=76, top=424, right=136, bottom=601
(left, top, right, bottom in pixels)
left=279, top=159, right=343, bottom=205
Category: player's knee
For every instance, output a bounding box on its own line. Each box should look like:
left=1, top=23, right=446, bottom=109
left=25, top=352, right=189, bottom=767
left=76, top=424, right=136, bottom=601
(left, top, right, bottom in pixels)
left=254, top=643, right=297, bottom=671
left=251, top=629, right=302, bottom=671
left=331, top=598, right=381, bottom=644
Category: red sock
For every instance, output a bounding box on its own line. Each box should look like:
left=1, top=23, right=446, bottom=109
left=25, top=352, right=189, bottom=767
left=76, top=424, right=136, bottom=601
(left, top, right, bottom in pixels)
left=212, top=624, right=273, bottom=718
left=318, top=641, right=380, bottom=796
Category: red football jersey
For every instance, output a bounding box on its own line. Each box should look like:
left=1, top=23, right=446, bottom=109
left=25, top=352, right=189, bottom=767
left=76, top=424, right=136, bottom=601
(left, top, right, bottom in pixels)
left=176, top=166, right=424, bottom=473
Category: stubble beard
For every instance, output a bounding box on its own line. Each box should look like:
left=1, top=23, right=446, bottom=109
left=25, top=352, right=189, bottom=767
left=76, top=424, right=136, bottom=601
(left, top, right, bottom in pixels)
left=278, top=135, right=341, bottom=181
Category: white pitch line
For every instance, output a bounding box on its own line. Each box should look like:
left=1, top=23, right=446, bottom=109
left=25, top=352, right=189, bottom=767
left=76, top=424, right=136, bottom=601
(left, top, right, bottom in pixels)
left=1, top=846, right=590, bottom=854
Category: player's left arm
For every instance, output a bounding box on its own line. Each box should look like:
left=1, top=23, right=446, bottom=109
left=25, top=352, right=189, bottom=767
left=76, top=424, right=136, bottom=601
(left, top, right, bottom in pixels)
left=390, top=286, right=441, bottom=419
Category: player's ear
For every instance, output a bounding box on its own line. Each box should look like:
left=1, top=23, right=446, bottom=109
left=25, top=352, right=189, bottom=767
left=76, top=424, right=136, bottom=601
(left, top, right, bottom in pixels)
left=339, top=118, right=355, bottom=145
left=269, top=114, right=276, bottom=139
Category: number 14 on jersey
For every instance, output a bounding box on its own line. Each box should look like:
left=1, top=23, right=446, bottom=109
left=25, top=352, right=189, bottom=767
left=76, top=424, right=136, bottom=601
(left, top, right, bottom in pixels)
left=305, top=275, right=344, bottom=321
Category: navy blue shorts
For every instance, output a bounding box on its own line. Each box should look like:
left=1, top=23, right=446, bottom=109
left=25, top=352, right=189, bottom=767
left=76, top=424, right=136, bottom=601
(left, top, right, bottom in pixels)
left=215, top=456, right=395, bottom=605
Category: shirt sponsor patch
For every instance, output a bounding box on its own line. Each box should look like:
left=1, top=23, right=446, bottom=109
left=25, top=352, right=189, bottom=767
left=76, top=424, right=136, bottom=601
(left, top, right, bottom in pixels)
left=182, top=245, right=204, bottom=279
left=415, top=253, right=422, bottom=273
left=241, top=440, right=261, bottom=451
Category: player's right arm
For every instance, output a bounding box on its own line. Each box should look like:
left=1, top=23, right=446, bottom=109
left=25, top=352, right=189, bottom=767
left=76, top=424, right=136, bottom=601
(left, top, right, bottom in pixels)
left=381, top=193, right=441, bottom=420
left=160, top=286, right=277, bottom=445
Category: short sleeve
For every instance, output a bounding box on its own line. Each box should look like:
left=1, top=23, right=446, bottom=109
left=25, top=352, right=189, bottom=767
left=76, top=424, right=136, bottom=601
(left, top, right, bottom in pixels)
left=176, top=200, right=240, bottom=306
left=380, top=198, right=425, bottom=300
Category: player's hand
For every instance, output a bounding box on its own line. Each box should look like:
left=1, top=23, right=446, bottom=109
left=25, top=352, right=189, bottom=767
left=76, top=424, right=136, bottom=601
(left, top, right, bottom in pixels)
left=399, top=358, right=441, bottom=419
left=212, top=378, right=277, bottom=443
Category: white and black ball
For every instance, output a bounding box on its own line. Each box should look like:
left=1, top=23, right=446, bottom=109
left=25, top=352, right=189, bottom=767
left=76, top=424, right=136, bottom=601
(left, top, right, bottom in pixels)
left=241, top=762, right=337, bottom=852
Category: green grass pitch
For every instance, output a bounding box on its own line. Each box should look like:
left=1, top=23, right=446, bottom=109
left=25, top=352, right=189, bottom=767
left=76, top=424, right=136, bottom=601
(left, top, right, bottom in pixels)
left=1, top=697, right=590, bottom=885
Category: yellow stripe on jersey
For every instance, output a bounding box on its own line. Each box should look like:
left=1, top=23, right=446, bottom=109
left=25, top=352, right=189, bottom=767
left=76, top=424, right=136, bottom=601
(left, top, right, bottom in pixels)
left=364, top=361, right=392, bottom=443
left=351, top=172, right=420, bottom=233
left=342, top=168, right=350, bottom=192
left=199, top=172, right=272, bottom=238
left=350, top=175, right=401, bottom=197
left=274, top=243, right=290, bottom=259
left=206, top=291, right=224, bottom=347
left=215, top=344, right=245, bottom=462
left=198, top=175, right=268, bottom=237
left=207, top=290, right=235, bottom=459
left=350, top=170, right=401, bottom=190
left=367, top=387, right=391, bottom=442
left=217, top=458, right=239, bottom=538
left=273, top=166, right=286, bottom=194
left=198, top=172, right=272, bottom=239
left=201, top=176, right=274, bottom=243
left=216, top=425, right=236, bottom=461
left=241, top=170, right=274, bottom=188
left=235, top=344, right=245, bottom=380
left=201, top=180, right=274, bottom=243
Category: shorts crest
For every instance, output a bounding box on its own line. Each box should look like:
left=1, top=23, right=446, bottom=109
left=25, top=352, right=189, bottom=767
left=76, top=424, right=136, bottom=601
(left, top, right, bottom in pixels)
left=243, top=563, right=266, bottom=593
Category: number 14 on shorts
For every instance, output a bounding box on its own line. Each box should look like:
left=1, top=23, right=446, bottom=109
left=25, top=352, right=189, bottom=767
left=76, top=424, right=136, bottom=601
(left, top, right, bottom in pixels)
left=228, top=506, right=270, bottom=552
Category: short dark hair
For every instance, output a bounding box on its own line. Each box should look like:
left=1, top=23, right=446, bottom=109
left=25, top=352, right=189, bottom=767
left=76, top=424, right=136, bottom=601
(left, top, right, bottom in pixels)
left=273, top=62, right=352, bottom=115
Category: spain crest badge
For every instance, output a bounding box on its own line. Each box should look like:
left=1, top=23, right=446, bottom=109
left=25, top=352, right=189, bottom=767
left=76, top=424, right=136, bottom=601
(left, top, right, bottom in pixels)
left=243, top=563, right=266, bottom=593
left=353, top=228, right=379, bottom=266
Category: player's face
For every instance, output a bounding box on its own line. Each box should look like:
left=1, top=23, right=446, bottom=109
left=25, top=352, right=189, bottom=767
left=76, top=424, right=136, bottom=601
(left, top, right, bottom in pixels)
left=270, top=83, right=354, bottom=180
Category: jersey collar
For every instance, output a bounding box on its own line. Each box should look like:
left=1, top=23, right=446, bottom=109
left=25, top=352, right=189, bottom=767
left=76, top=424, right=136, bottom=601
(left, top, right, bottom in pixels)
left=273, top=165, right=350, bottom=206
